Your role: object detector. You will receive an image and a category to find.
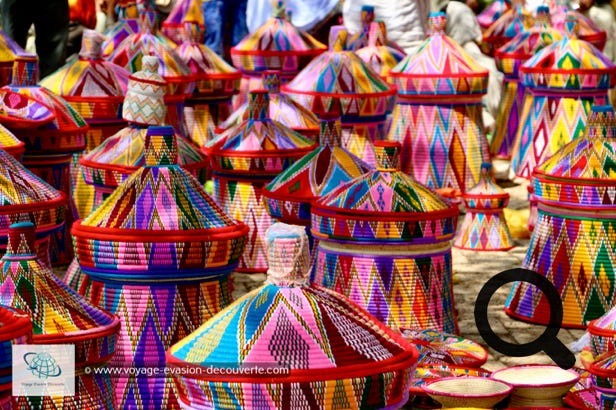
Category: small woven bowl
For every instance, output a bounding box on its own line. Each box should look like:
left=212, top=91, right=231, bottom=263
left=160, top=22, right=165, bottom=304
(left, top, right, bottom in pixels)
left=421, top=376, right=512, bottom=408
left=490, top=365, right=580, bottom=407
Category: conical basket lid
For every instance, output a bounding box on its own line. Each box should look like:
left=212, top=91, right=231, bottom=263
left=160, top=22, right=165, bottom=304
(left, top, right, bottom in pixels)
left=161, top=0, right=204, bottom=44
left=230, top=5, right=326, bottom=74
left=263, top=115, right=371, bottom=224
left=0, top=150, right=66, bottom=235
left=206, top=90, right=316, bottom=175
left=520, top=16, right=616, bottom=90
left=0, top=88, right=55, bottom=129
left=80, top=125, right=208, bottom=188
left=5, top=54, right=89, bottom=153
left=311, top=141, right=458, bottom=242
left=589, top=303, right=616, bottom=333
left=166, top=222, right=418, bottom=410
left=465, top=163, right=509, bottom=199
left=41, top=30, right=130, bottom=122
left=107, top=11, right=194, bottom=96
left=0, top=222, right=118, bottom=361
left=217, top=71, right=318, bottom=135
left=0, top=124, right=24, bottom=159
left=477, top=0, right=511, bottom=29
left=72, top=126, right=248, bottom=276
left=0, top=29, right=25, bottom=86
left=551, top=4, right=607, bottom=50
left=356, top=21, right=406, bottom=79
left=482, top=6, right=529, bottom=50
left=495, top=6, right=563, bottom=76
left=389, top=12, right=489, bottom=97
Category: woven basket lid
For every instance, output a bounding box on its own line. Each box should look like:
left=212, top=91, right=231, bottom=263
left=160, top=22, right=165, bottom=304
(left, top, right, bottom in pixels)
left=72, top=126, right=248, bottom=276
left=0, top=29, right=25, bottom=86
left=356, top=21, right=406, bottom=79
left=40, top=30, right=130, bottom=122
left=101, top=0, right=140, bottom=56
left=205, top=90, right=316, bottom=176
left=175, top=22, right=241, bottom=96
left=533, top=105, right=616, bottom=192
left=551, top=4, right=607, bottom=51
left=282, top=27, right=396, bottom=116
left=161, top=0, right=204, bottom=44
left=79, top=124, right=208, bottom=188
left=0, top=150, right=66, bottom=237
left=107, top=11, right=194, bottom=97
left=463, top=163, right=509, bottom=209
left=0, top=305, right=31, bottom=390
left=520, top=15, right=616, bottom=90
left=166, top=222, right=418, bottom=409
left=589, top=303, right=616, bottom=334
left=0, top=124, right=25, bottom=160
left=589, top=352, right=616, bottom=377
left=230, top=3, right=326, bottom=75
left=263, top=114, right=372, bottom=225
left=0, top=88, right=55, bottom=129
left=495, top=6, right=563, bottom=77
left=0, top=222, right=119, bottom=362
left=477, top=0, right=511, bottom=30
left=311, top=141, right=459, bottom=242
left=389, top=13, right=489, bottom=97
left=121, top=55, right=167, bottom=125
left=482, top=5, right=529, bottom=50
left=218, top=71, right=318, bottom=135
left=4, top=54, right=89, bottom=153
left=401, top=328, right=488, bottom=368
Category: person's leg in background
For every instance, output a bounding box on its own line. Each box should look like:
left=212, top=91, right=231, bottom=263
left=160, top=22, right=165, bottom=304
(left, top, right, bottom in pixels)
left=1, top=0, right=34, bottom=49
left=33, top=0, right=69, bottom=78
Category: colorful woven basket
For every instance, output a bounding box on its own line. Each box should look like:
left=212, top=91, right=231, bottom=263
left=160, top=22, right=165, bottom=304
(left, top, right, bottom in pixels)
left=312, top=141, right=460, bottom=333
left=506, top=105, right=616, bottom=328
left=0, top=222, right=119, bottom=410
left=219, top=70, right=319, bottom=141
left=72, top=126, right=248, bottom=410
left=454, top=163, right=514, bottom=251
left=283, top=27, right=396, bottom=167
left=589, top=306, right=616, bottom=358
left=551, top=3, right=607, bottom=51
left=161, top=0, right=204, bottom=44
left=402, top=328, right=488, bottom=368
left=0, top=124, right=24, bottom=161
left=0, top=306, right=32, bottom=394
left=0, top=88, right=55, bottom=130
left=356, top=21, right=406, bottom=82
left=0, top=30, right=25, bottom=87
left=477, top=0, right=511, bottom=30
left=0, top=149, right=66, bottom=267
left=206, top=90, right=316, bottom=273
left=421, top=376, right=513, bottom=408
left=263, top=114, right=372, bottom=226
left=41, top=29, right=130, bottom=220
left=107, top=11, right=194, bottom=137
left=492, top=6, right=562, bottom=160
left=387, top=12, right=491, bottom=197
left=481, top=5, right=531, bottom=56
left=167, top=222, right=419, bottom=410
left=176, top=21, right=242, bottom=148
left=102, top=0, right=140, bottom=57
left=510, top=16, right=616, bottom=180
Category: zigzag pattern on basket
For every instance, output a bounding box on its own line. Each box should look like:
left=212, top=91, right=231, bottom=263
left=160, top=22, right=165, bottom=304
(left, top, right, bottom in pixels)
left=0, top=124, right=23, bottom=159
left=491, top=76, right=524, bottom=158
left=314, top=250, right=457, bottom=333
left=506, top=211, right=616, bottom=327
left=511, top=94, right=604, bottom=179
left=102, top=17, right=139, bottom=57
left=161, top=0, right=204, bottom=44
left=356, top=22, right=405, bottom=80
left=481, top=7, right=529, bottom=55
left=0, top=88, right=55, bottom=127
left=477, top=0, right=510, bottom=29
left=455, top=212, right=513, bottom=250
left=388, top=102, right=490, bottom=193
left=551, top=5, right=607, bottom=50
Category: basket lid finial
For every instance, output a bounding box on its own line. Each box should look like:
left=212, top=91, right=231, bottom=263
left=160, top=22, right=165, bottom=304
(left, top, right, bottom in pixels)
left=587, top=105, right=616, bottom=139
left=375, top=141, right=401, bottom=171
left=144, top=125, right=178, bottom=166
left=12, top=54, right=39, bottom=86
left=262, top=71, right=281, bottom=94
left=79, top=29, right=104, bottom=60
left=248, top=90, right=269, bottom=121
left=329, top=26, right=348, bottom=52
left=428, top=12, right=447, bottom=36
left=265, top=223, right=311, bottom=287
left=6, top=222, right=36, bottom=257
left=564, top=13, right=579, bottom=38
left=122, top=55, right=167, bottom=125
left=318, top=113, right=341, bottom=147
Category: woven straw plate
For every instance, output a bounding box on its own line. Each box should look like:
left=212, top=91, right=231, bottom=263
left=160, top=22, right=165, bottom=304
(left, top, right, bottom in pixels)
left=421, top=376, right=512, bottom=408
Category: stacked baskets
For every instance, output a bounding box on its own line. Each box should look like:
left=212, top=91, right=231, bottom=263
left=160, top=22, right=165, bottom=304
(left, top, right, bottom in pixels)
left=166, top=222, right=419, bottom=409
left=284, top=27, right=396, bottom=167
left=356, top=21, right=406, bottom=81
left=0, top=222, right=120, bottom=409
left=72, top=126, right=248, bottom=409
left=387, top=12, right=491, bottom=197
left=312, top=141, right=460, bottom=333
left=161, top=0, right=204, bottom=44
left=510, top=15, right=616, bottom=179
left=0, top=124, right=24, bottom=161
left=481, top=5, right=529, bottom=56
left=506, top=105, right=616, bottom=327
left=205, top=90, right=316, bottom=273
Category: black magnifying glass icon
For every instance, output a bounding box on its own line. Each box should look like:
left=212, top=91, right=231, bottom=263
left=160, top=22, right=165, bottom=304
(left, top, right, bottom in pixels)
left=474, top=268, right=576, bottom=369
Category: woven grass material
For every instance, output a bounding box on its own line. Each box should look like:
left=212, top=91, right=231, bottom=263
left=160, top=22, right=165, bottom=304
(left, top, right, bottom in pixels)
left=263, top=115, right=372, bottom=225
left=477, top=0, right=510, bottom=30
left=0, top=306, right=31, bottom=392
left=101, top=1, right=140, bottom=57
left=491, top=365, right=579, bottom=406
left=356, top=21, right=406, bottom=81
left=218, top=71, right=319, bottom=139
left=0, top=29, right=25, bottom=87
left=506, top=106, right=616, bottom=327
left=589, top=304, right=616, bottom=357
left=167, top=222, right=418, bottom=410
left=0, top=124, right=24, bottom=161
left=491, top=6, right=562, bottom=160
left=312, top=141, right=459, bottom=333
left=481, top=6, right=531, bottom=56
left=0, top=88, right=55, bottom=130
left=402, top=329, right=488, bottom=368
left=551, top=4, right=607, bottom=50
left=422, top=377, right=512, bottom=408
left=108, top=11, right=194, bottom=98
left=230, top=6, right=326, bottom=75
left=161, top=0, right=204, bottom=44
